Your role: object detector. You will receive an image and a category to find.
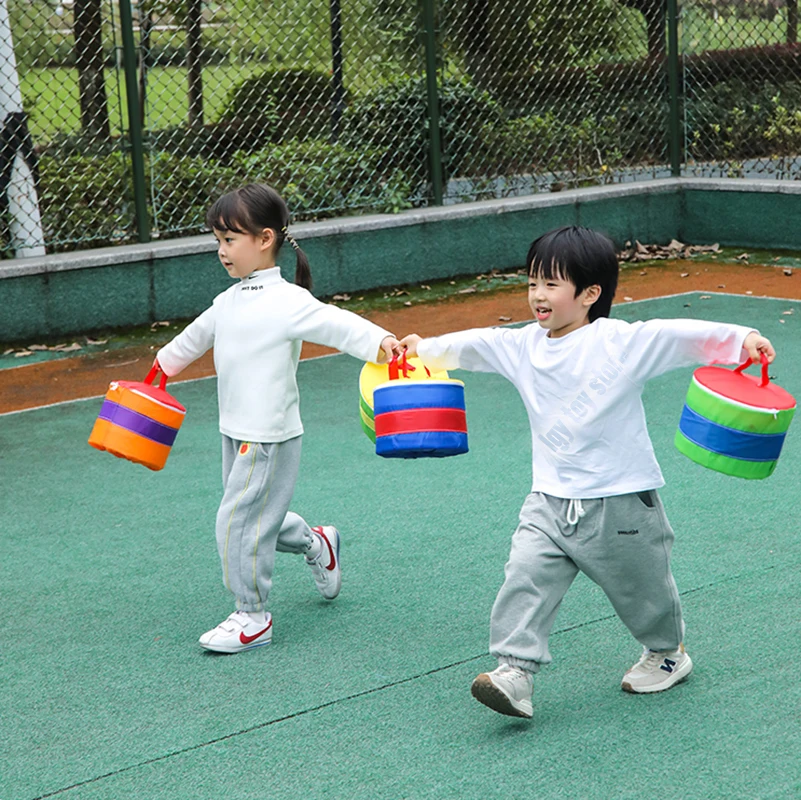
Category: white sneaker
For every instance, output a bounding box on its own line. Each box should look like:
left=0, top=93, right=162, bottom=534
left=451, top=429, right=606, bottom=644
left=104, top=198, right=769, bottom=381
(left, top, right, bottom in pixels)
left=198, top=610, right=273, bottom=653
left=621, top=644, right=693, bottom=693
left=305, top=526, right=341, bottom=600
left=471, top=663, right=534, bottom=718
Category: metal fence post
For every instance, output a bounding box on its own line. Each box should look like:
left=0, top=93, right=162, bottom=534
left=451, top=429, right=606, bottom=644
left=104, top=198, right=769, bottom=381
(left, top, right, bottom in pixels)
left=421, top=0, right=443, bottom=206
left=118, top=0, right=151, bottom=243
left=667, top=0, right=682, bottom=177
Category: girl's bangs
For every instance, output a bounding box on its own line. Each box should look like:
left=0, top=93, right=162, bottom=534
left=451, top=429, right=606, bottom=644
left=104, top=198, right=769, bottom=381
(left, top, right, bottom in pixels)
left=205, top=193, right=250, bottom=234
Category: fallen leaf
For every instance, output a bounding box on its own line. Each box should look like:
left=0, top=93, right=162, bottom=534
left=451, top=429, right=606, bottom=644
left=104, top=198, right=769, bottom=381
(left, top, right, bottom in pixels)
left=717, top=284, right=726, bottom=288
left=700, top=295, right=711, bottom=299
left=783, top=268, right=793, bottom=276
left=623, top=296, right=633, bottom=301
left=736, top=253, right=750, bottom=261
left=499, top=316, right=512, bottom=322
left=421, top=285, right=431, bottom=291
left=639, top=271, right=647, bottom=276
left=780, top=319, right=786, bottom=323
left=680, top=273, right=690, bottom=278
left=28, top=344, right=48, bottom=351
left=404, top=301, right=412, bottom=306
left=14, top=350, right=33, bottom=358
left=86, top=338, right=108, bottom=346
left=782, top=310, right=794, bottom=315
left=746, top=291, right=753, bottom=295
left=52, top=343, right=82, bottom=352
left=3, top=349, right=13, bottom=355
left=332, top=293, right=351, bottom=301
left=458, top=286, right=477, bottom=294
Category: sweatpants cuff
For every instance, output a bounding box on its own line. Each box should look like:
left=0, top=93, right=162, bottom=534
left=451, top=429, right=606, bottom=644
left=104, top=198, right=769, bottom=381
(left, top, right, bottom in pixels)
left=498, top=656, right=540, bottom=674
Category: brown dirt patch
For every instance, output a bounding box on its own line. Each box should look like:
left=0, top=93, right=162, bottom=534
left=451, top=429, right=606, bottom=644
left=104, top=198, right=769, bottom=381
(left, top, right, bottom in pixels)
left=2, top=261, right=798, bottom=415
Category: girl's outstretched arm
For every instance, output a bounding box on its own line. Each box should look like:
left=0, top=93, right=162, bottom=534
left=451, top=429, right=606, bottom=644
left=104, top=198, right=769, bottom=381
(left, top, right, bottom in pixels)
left=377, top=336, right=403, bottom=363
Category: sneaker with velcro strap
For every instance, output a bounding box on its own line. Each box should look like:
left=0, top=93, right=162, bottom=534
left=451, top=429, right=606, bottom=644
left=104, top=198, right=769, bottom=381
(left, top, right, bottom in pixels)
left=198, top=610, right=273, bottom=654
left=305, top=525, right=341, bottom=600
left=471, top=663, right=534, bottom=718
left=621, top=643, right=693, bottom=693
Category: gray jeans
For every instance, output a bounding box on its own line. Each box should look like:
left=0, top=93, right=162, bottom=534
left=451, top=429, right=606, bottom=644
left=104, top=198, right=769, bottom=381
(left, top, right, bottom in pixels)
left=215, top=435, right=313, bottom=613
left=490, top=491, right=685, bottom=672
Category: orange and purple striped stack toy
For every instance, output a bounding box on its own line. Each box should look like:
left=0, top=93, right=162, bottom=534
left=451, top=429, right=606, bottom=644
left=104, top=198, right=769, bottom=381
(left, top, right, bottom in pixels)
left=88, top=366, right=186, bottom=471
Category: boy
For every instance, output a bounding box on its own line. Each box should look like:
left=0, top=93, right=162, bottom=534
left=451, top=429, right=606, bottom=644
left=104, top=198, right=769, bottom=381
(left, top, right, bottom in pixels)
left=400, top=226, right=774, bottom=719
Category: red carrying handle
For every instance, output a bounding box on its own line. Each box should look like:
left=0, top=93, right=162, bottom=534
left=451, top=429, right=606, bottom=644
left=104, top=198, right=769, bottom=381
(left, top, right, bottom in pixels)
left=144, top=365, right=169, bottom=390
left=387, top=351, right=431, bottom=380
left=733, top=352, right=769, bottom=387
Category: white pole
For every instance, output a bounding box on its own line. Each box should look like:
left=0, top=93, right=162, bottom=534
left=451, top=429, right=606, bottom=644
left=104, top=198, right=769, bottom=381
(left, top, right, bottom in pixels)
left=0, top=0, right=45, bottom=257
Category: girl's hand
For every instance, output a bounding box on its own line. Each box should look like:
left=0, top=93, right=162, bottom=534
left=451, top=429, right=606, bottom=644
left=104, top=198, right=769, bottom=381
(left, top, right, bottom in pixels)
left=399, top=334, right=422, bottom=357
left=743, top=332, right=776, bottom=364
left=377, top=336, right=403, bottom=363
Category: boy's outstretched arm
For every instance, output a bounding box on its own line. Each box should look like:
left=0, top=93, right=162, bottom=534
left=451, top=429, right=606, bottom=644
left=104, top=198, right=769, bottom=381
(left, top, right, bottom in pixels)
left=399, top=334, right=422, bottom=357
left=743, top=332, right=776, bottom=364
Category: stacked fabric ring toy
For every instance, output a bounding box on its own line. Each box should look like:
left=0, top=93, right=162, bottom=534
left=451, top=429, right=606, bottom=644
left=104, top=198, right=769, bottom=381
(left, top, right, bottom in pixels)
left=675, top=354, right=795, bottom=479
left=88, top=366, right=186, bottom=471
left=359, top=353, right=468, bottom=458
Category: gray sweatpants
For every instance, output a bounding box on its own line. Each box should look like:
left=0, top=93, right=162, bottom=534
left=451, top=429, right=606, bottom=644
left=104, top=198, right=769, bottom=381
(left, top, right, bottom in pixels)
left=490, top=491, right=684, bottom=673
left=216, top=435, right=313, bottom=613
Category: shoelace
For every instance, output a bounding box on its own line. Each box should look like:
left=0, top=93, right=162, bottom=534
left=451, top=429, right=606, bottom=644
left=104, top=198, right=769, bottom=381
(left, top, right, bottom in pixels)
left=566, top=498, right=586, bottom=526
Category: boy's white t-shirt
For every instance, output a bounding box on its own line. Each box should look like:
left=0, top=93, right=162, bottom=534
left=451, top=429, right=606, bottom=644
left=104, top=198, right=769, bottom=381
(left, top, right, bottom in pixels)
left=417, top=317, right=755, bottom=498
left=157, top=267, right=391, bottom=443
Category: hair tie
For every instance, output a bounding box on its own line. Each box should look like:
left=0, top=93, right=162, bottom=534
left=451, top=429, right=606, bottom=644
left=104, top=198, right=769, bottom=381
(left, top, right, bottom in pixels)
left=281, top=225, right=300, bottom=252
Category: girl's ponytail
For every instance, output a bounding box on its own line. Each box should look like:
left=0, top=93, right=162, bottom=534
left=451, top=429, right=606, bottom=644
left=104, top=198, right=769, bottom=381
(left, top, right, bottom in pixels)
left=293, top=246, right=312, bottom=291
left=281, top=226, right=313, bottom=291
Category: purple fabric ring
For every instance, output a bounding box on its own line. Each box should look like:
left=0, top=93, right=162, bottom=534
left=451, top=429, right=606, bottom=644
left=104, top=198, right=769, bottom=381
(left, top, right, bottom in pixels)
left=99, top=400, right=179, bottom=447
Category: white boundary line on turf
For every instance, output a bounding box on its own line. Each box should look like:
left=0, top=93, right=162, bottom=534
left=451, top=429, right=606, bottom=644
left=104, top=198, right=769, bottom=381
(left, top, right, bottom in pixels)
left=2, top=292, right=799, bottom=418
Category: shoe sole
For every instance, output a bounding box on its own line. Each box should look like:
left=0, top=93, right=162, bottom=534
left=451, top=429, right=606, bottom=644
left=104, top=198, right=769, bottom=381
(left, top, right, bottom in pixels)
left=199, top=638, right=272, bottom=654
left=471, top=674, right=533, bottom=718
left=621, top=657, right=693, bottom=694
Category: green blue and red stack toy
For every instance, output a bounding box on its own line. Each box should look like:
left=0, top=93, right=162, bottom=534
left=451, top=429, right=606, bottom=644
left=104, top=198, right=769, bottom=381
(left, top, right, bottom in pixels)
left=675, top=354, right=795, bottom=479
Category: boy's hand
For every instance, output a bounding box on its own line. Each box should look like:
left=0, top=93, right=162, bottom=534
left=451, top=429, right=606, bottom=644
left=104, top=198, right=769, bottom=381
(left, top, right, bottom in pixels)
left=743, top=332, right=775, bottom=364
left=399, top=334, right=422, bottom=357
left=377, top=336, right=403, bottom=363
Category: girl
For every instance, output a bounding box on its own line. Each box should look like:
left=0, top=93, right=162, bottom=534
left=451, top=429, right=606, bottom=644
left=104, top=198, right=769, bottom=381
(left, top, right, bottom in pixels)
left=156, top=183, right=401, bottom=654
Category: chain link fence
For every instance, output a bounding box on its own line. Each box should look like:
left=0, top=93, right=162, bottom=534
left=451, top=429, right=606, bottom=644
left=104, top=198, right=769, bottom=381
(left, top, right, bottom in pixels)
left=682, top=0, right=801, bottom=179
left=1, top=0, right=800, bottom=258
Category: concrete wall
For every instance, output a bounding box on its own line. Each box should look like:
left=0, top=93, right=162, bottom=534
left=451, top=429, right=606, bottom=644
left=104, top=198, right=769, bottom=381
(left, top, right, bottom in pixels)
left=1, top=178, right=799, bottom=342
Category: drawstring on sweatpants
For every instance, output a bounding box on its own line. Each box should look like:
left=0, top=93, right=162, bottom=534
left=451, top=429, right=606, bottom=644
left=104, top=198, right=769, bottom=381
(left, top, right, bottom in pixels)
left=566, top=498, right=586, bottom=527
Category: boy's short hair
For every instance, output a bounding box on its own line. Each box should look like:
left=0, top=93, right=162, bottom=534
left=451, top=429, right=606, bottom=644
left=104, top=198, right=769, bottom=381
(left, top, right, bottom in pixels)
left=526, top=226, right=619, bottom=321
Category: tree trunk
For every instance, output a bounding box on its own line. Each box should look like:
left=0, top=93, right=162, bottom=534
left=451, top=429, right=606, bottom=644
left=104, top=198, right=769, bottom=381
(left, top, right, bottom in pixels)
left=620, top=0, right=667, bottom=60
left=788, top=0, right=798, bottom=44
left=459, top=0, right=539, bottom=89
left=186, top=0, right=204, bottom=127
left=74, top=0, right=111, bottom=140
left=138, top=9, right=154, bottom=127
left=0, top=0, right=45, bottom=256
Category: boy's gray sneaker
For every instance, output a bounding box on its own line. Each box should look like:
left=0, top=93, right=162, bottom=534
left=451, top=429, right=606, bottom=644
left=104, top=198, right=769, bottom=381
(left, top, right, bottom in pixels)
left=621, top=644, right=693, bottom=693
left=471, top=663, right=534, bottom=718
left=305, top=526, right=341, bottom=600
